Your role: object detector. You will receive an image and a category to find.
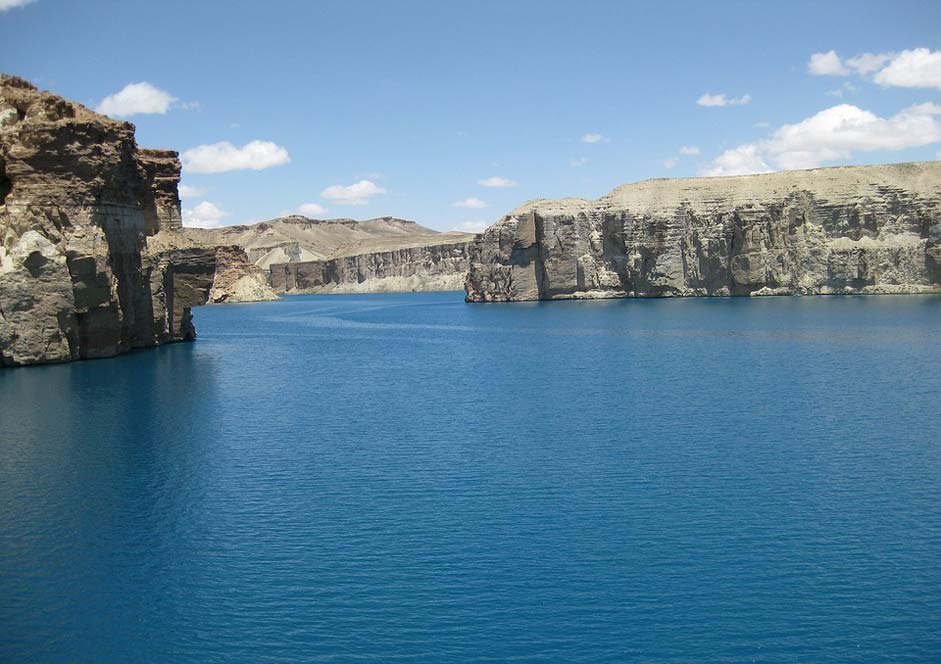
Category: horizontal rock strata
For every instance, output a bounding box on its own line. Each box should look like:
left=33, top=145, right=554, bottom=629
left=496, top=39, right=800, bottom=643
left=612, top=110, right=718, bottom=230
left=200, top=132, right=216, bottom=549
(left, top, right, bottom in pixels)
left=0, top=75, right=216, bottom=366
left=465, top=162, right=941, bottom=301
left=269, top=240, right=471, bottom=294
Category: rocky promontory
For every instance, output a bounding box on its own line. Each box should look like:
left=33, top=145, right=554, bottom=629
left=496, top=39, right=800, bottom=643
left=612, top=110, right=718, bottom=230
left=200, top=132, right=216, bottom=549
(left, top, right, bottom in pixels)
left=0, top=75, right=220, bottom=366
left=466, top=162, right=941, bottom=301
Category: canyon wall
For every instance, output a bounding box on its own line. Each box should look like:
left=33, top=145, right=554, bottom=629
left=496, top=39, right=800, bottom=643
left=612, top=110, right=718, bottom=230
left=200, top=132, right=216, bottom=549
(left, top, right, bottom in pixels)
left=0, top=75, right=218, bottom=366
left=269, top=240, right=472, bottom=294
left=465, top=162, right=941, bottom=301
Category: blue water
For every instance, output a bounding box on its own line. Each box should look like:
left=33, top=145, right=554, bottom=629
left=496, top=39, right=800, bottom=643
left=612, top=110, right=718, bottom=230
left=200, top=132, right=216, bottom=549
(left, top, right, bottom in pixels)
left=2, top=292, right=941, bottom=663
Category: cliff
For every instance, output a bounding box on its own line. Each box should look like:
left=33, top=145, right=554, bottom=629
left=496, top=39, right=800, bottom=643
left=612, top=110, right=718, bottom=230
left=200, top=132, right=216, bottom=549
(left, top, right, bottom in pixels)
left=0, top=75, right=217, bottom=366
left=465, top=162, right=941, bottom=301
left=187, top=215, right=476, bottom=294
left=269, top=237, right=472, bottom=294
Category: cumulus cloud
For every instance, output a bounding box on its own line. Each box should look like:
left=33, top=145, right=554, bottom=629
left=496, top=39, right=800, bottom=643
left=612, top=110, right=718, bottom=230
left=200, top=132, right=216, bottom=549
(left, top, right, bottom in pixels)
left=178, top=184, right=206, bottom=198
left=0, top=0, right=38, bottom=11
left=581, top=133, right=609, bottom=143
left=808, top=50, right=849, bottom=76
left=679, top=145, right=700, bottom=155
left=453, top=197, right=488, bottom=209
left=697, top=93, right=751, bottom=107
left=96, top=82, right=178, bottom=117
left=874, top=48, right=941, bottom=89
left=701, top=101, right=941, bottom=176
left=297, top=202, right=328, bottom=216
left=478, top=176, right=517, bottom=188
left=181, top=140, right=291, bottom=174
left=808, top=48, right=941, bottom=90
left=182, top=201, right=230, bottom=229
left=320, top=179, right=386, bottom=205
left=454, top=220, right=489, bottom=233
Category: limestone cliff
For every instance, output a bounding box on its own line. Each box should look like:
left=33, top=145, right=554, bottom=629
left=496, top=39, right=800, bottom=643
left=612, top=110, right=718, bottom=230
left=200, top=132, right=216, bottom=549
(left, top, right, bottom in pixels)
left=269, top=238, right=472, bottom=294
left=465, top=162, right=941, bottom=301
left=0, top=75, right=216, bottom=366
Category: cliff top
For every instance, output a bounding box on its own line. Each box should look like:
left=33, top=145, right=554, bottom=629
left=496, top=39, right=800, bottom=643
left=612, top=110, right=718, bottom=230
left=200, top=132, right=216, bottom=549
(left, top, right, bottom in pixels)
left=509, top=161, right=941, bottom=218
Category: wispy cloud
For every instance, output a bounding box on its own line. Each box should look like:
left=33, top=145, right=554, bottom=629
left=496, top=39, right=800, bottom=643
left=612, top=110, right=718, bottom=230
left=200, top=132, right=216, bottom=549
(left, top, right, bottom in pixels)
left=697, top=93, right=751, bottom=107
left=663, top=158, right=678, bottom=169
left=0, top=0, right=38, bottom=12
left=178, top=184, right=206, bottom=198
left=581, top=133, right=609, bottom=143
left=478, top=176, right=517, bottom=188
left=453, top=197, right=488, bottom=209
left=181, top=140, right=291, bottom=174
left=570, top=157, right=589, bottom=168
left=454, top=220, right=489, bottom=233
left=808, top=48, right=941, bottom=90
left=678, top=145, right=700, bottom=155
left=321, top=180, right=386, bottom=205
left=297, top=202, right=328, bottom=216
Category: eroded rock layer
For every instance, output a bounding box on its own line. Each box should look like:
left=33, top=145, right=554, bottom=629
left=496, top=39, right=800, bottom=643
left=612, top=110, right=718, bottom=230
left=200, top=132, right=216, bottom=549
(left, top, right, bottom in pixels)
left=466, top=162, right=941, bottom=301
left=0, top=75, right=216, bottom=366
left=270, top=240, right=471, bottom=294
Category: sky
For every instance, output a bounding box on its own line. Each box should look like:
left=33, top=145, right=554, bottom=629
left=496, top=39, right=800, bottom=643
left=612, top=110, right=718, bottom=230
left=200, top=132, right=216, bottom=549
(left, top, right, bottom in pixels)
left=2, top=0, right=941, bottom=231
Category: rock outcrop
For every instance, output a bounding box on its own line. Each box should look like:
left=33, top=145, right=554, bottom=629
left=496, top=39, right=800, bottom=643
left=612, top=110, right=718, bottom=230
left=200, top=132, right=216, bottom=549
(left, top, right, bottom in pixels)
left=208, top=246, right=279, bottom=303
left=269, top=238, right=471, bottom=294
left=466, top=162, right=941, bottom=301
left=0, top=75, right=216, bottom=366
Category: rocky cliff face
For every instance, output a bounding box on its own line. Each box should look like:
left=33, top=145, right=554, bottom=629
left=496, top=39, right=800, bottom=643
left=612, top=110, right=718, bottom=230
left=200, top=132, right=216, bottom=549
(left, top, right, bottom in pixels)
left=0, top=75, right=216, bottom=366
left=466, top=162, right=941, bottom=301
left=269, top=239, right=471, bottom=294
left=208, top=246, right=279, bottom=303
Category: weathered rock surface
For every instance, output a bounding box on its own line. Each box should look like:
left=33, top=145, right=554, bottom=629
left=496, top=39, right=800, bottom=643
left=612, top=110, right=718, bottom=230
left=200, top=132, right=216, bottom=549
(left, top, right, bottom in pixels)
left=0, top=75, right=216, bottom=366
left=208, top=246, right=279, bottom=303
left=466, top=162, right=941, bottom=301
left=269, top=239, right=472, bottom=294
left=188, top=215, right=476, bottom=294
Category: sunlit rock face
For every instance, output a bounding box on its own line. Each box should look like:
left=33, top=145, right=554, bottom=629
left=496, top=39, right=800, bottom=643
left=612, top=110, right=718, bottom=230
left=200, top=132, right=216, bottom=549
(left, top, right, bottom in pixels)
left=0, top=75, right=215, bottom=366
left=465, top=162, right=941, bottom=302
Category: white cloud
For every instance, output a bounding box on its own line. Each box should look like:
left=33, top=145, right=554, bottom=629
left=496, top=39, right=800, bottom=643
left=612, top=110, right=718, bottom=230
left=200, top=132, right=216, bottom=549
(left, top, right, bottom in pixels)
left=0, top=0, right=37, bottom=11
left=846, top=52, right=893, bottom=75
left=297, top=202, right=328, bottom=216
left=701, top=101, right=941, bottom=176
left=570, top=157, right=589, bottom=167
left=754, top=121, right=770, bottom=128
left=320, top=179, right=386, bottom=205
left=826, top=82, right=856, bottom=98
left=874, top=48, right=941, bottom=89
left=701, top=145, right=772, bottom=177
left=663, top=158, right=677, bottom=169
left=808, top=50, right=849, bottom=76
left=478, top=176, right=517, bottom=187
left=454, top=220, right=489, bottom=233
left=178, top=184, right=206, bottom=198
left=96, top=82, right=177, bottom=117
left=181, top=140, right=291, bottom=174
left=696, top=93, right=751, bottom=107
left=807, top=48, right=941, bottom=90
left=182, top=201, right=230, bottom=229
left=581, top=133, right=609, bottom=143
left=453, top=197, right=488, bottom=209
left=678, top=145, right=700, bottom=155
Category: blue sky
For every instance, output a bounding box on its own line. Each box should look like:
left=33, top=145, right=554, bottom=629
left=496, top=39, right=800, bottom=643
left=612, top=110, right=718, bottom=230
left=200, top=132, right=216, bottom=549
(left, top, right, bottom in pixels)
left=2, top=0, right=941, bottom=231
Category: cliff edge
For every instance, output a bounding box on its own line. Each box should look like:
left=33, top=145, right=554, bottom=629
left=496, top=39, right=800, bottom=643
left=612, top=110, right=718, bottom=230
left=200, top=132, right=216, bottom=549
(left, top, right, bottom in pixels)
left=0, top=75, right=218, bottom=366
left=465, top=162, right=941, bottom=301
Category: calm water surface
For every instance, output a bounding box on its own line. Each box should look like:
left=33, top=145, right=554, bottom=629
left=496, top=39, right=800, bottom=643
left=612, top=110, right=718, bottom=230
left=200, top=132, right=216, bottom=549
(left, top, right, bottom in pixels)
left=2, top=292, right=940, bottom=663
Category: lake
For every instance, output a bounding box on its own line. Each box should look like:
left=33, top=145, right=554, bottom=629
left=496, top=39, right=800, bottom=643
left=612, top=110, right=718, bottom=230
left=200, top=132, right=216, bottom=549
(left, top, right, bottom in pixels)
left=2, top=292, right=940, bottom=662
